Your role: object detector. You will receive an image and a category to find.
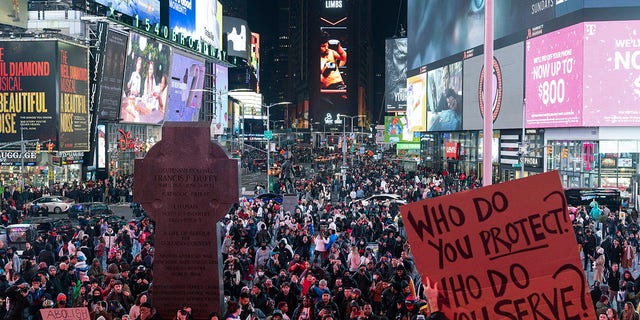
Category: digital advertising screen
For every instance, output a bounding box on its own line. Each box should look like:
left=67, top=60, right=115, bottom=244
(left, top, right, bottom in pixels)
left=224, top=16, right=250, bottom=60
left=385, top=38, right=407, bottom=113
left=97, top=124, right=106, bottom=169
left=427, top=62, right=463, bottom=132
left=407, top=0, right=484, bottom=70
left=463, top=42, right=524, bottom=130
left=251, top=32, right=260, bottom=93
left=58, top=41, right=90, bottom=152
left=494, top=0, right=583, bottom=39
left=312, top=0, right=354, bottom=124
left=384, top=115, right=419, bottom=143
left=407, top=0, right=587, bottom=71
left=0, top=0, right=27, bottom=29
left=212, top=63, right=228, bottom=135
left=170, top=0, right=222, bottom=50
left=94, top=0, right=160, bottom=25
left=583, top=20, right=640, bottom=126
left=120, top=32, right=172, bottom=124
left=0, top=41, right=59, bottom=145
left=169, top=0, right=196, bottom=41
left=525, top=23, right=583, bottom=128
left=584, top=0, right=640, bottom=7
left=165, top=51, right=205, bottom=122
left=98, top=30, right=128, bottom=121
left=320, top=27, right=349, bottom=94
left=406, top=72, right=427, bottom=133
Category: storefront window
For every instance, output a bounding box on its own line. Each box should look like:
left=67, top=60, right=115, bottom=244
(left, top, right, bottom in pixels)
left=548, top=140, right=638, bottom=190
left=598, top=140, right=638, bottom=191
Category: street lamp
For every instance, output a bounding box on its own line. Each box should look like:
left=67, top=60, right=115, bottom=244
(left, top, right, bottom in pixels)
left=338, top=115, right=365, bottom=188
left=265, top=102, right=292, bottom=192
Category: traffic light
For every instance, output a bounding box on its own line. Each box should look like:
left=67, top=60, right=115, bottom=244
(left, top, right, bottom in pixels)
left=547, top=145, right=552, bottom=155
left=46, top=143, right=54, bottom=153
left=35, top=143, right=41, bottom=153
left=562, top=148, right=568, bottom=158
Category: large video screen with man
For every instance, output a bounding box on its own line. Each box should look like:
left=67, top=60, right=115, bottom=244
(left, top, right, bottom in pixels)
left=313, top=0, right=354, bottom=126
left=385, top=38, right=407, bottom=113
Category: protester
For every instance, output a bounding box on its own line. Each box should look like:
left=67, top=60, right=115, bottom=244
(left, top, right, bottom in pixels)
left=4, top=147, right=636, bottom=320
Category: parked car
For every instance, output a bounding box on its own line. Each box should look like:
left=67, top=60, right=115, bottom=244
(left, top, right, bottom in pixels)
left=7, top=217, right=75, bottom=253
left=68, top=202, right=112, bottom=219
left=349, top=193, right=407, bottom=207
left=19, top=217, right=75, bottom=239
left=0, top=225, right=7, bottom=247
left=6, top=223, right=39, bottom=253
left=25, top=196, right=75, bottom=214
left=255, top=193, right=284, bottom=204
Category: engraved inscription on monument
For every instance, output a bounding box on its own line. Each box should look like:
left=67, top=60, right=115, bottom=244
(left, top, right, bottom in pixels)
left=135, top=122, right=238, bottom=320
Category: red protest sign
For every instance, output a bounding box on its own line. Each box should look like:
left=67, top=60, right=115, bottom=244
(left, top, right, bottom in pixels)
left=40, top=307, right=90, bottom=320
left=401, top=171, right=594, bottom=319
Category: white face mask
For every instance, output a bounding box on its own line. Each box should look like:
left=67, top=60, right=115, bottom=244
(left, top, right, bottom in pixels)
left=258, top=272, right=264, bottom=277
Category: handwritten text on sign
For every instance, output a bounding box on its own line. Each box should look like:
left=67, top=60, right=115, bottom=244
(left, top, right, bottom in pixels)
left=400, top=171, right=594, bottom=320
left=40, top=307, right=90, bottom=320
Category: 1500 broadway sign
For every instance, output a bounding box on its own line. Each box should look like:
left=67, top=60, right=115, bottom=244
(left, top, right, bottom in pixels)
left=400, top=171, right=594, bottom=319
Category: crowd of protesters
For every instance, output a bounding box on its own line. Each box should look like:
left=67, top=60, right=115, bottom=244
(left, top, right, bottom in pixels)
left=574, top=198, right=640, bottom=319
left=217, top=152, right=484, bottom=320
left=1, top=146, right=633, bottom=320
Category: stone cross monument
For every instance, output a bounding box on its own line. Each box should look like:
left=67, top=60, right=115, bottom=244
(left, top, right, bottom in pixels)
left=134, top=122, right=238, bottom=320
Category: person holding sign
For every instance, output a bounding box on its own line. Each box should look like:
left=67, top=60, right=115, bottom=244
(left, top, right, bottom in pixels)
left=419, top=278, right=445, bottom=320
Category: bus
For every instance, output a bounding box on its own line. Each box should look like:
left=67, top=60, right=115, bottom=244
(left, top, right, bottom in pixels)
left=564, top=188, right=621, bottom=212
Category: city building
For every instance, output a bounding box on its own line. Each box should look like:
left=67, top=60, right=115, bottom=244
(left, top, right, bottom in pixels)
left=401, top=1, right=640, bottom=201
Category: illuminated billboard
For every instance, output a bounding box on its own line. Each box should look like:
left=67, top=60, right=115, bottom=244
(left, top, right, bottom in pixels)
left=165, top=51, right=205, bottom=122
left=0, top=41, right=59, bottom=146
left=427, top=62, right=463, bottom=131
left=313, top=0, right=353, bottom=125
left=97, top=124, right=106, bottom=169
left=58, top=41, right=90, bottom=152
left=212, top=64, right=228, bottom=135
left=0, top=0, right=27, bottom=29
left=120, top=32, right=172, bottom=124
left=224, top=16, right=249, bottom=60
left=251, top=32, right=260, bottom=93
left=98, top=30, right=128, bottom=121
left=170, top=0, right=223, bottom=50
left=408, top=0, right=484, bottom=69
left=583, top=20, right=640, bottom=126
left=94, top=0, right=160, bottom=25
left=407, top=0, right=583, bottom=70
left=406, top=71, right=427, bottom=132
left=385, top=38, right=407, bottom=113
left=384, top=116, right=420, bottom=143
left=584, top=0, right=640, bottom=7
left=525, top=23, right=584, bottom=128
left=463, top=42, right=524, bottom=130
left=320, top=28, right=348, bottom=94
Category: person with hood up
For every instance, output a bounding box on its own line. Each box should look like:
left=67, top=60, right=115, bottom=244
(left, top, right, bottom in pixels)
left=75, top=252, right=89, bottom=278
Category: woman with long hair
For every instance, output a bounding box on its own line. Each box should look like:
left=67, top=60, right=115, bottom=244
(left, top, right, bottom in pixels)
left=607, top=307, right=620, bottom=320
left=620, top=302, right=639, bottom=320
left=224, top=301, right=241, bottom=320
